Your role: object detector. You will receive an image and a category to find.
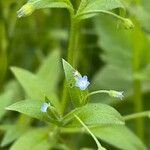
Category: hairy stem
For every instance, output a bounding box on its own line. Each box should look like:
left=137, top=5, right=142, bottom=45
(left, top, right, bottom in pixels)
left=61, top=14, right=79, bottom=114
left=132, top=21, right=144, bottom=139
left=74, top=115, right=106, bottom=150
left=85, top=90, right=110, bottom=101
left=67, top=17, right=79, bottom=66
left=124, top=111, right=150, bottom=121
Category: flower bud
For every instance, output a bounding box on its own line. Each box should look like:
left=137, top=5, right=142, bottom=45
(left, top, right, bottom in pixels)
left=122, top=18, right=134, bottom=29
left=17, top=3, right=34, bottom=18
left=108, top=90, right=124, bottom=100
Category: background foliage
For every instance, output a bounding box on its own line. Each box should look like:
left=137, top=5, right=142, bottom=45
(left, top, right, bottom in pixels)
left=0, top=0, right=149, bottom=150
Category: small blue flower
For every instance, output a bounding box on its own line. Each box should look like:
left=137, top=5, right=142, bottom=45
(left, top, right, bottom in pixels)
left=40, top=102, right=50, bottom=112
left=75, top=75, right=90, bottom=90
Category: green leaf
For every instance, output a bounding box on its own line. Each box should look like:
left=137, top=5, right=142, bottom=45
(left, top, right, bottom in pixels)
left=0, top=91, right=13, bottom=120
left=10, top=128, right=51, bottom=150
left=6, top=100, right=49, bottom=122
left=1, top=125, right=26, bottom=147
left=28, top=0, right=73, bottom=9
left=76, top=0, right=124, bottom=20
left=11, top=67, right=59, bottom=108
left=91, top=125, right=147, bottom=150
left=129, top=5, right=150, bottom=32
left=91, top=14, right=150, bottom=103
left=63, top=103, right=124, bottom=127
left=62, top=59, right=88, bottom=107
left=0, top=80, right=22, bottom=120
left=37, top=50, right=61, bottom=92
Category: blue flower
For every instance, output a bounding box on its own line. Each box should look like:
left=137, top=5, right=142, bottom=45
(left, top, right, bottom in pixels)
left=75, top=75, right=90, bottom=90
left=40, top=102, right=50, bottom=112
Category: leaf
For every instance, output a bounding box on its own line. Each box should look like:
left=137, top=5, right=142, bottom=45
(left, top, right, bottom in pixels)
left=11, top=67, right=59, bottom=108
left=10, top=128, right=51, bottom=150
left=91, top=14, right=150, bottom=103
left=6, top=100, right=50, bottom=122
left=91, top=125, right=147, bottom=150
left=37, top=50, right=61, bottom=92
left=62, top=59, right=88, bottom=107
left=0, top=91, right=13, bottom=120
left=0, top=80, right=22, bottom=120
left=29, top=0, right=72, bottom=9
left=76, top=0, right=124, bottom=20
left=129, top=5, right=150, bottom=32
left=1, top=125, right=26, bottom=147
left=63, top=103, right=124, bottom=127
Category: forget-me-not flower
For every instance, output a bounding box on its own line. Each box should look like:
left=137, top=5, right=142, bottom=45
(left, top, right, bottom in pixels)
left=40, top=102, right=50, bottom=112
left=75, top=75, right=90, bottom=91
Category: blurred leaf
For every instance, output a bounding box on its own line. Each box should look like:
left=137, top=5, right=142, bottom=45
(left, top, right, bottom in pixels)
left=76, top=0, right=124, bottom=20
left=0, top=91, right=13, bottom=120
left=142, top=64, right=150, bottom=81
left=10, top=128, right=51, bottom=150
left=91, top=14, right=150, bottom=103
left=0, top=80, right=21, bottom=120
left=92, top=125, right=147, bottom=150
left=128, top=5, right=150, bottom=33
left=63, top=103, right=124, bottom=127
left=37, top=50, right=61, bottom=92
left=1, top=125, right=26, bottom=147
left=6, top=100, right=49, bottom=122
left=11, top=67, right=59, bottom=108
left=54, top=144, right=71, bottom=150
left=62, top=59, right=88, bottom=107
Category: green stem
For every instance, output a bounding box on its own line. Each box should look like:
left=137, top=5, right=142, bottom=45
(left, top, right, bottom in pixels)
left=0, top=20, right=7, bottom=89
left=76, top=10, right=128, bottom=22
left=67, top=17, right=79, bottom=66
left=61, top=14, right=79, bottom=115
left=87, top=90, right=110, bottom=98
left=74, top=115, right=106, bottom=150
left=124, top=111, right=150, bottom=121
left=132, top=21, right=144, bottom=139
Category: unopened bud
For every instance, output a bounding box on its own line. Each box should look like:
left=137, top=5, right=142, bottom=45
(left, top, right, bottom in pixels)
left=109, top=90, right=124, bottom=100
left=17, top=3, right=34, bottom=18
left=122, top=18, right=134, bottom=29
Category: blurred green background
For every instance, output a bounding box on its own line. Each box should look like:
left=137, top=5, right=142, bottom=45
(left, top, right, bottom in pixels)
left=0, top=0, right=149, bottom=149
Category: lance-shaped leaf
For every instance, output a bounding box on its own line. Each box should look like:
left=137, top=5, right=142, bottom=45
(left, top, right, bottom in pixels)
left=91, top=125, right=147, bottom=150
left=11, top=67, right=59, bottom=108
left=6, top=100, right=49, bottom=122
left=10, top=128, right=51, bottom=150
left=62, top=59, right=89, bottom=107
left=17, top=0, right=73, bottom=18
left=63, top=103, right=124, bottom=127
left=76, top=0, right=125, bottom=20
left=37, top=50, right=61, bottom=91
left=1, top=125, right=26, bottom=147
